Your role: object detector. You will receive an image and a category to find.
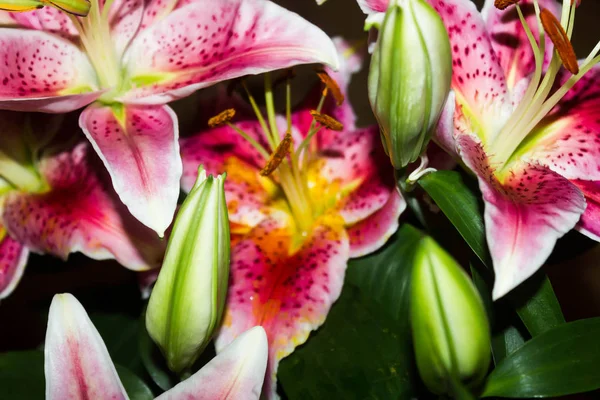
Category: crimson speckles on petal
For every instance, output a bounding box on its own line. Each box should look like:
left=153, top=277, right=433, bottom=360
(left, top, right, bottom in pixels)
left=0, top=231, right=28, bottom=299
left=0, top=29, right=96, bottom=98
left=216, top=217, right=349, bottom=400
left=2, top=143, right=165, bottom=272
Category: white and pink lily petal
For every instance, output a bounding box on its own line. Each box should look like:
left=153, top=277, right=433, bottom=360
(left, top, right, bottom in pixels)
left=0, top=222, right=29, bottom=299
left=45, top=293, right=269, bottom=400
left=1, top=140, right=165, bottom=278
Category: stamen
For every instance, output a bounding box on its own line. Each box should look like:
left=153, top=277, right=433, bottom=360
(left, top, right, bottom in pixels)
left=494, top=0, right=519, bottom=10
left=208, top=109, right=236, bottom=128
left=260, top=132, right=293, bottom=176
left=316, top=70, right=344, bottom=106
left=309, top=110, right=343, bottom=131
left=541, top=8, right=579, bottom=74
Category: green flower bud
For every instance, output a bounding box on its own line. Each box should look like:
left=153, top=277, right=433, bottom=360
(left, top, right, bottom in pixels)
left=146, top=167, right=230, bottom=374
left=368, top=0, right=452, bottom=169
left=410, top=236, right=491, bottom=395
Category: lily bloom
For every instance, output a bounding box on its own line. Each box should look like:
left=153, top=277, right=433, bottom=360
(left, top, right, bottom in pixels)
left=45, top=293, right=268, bottom=399
left=0, top=111, right=163, bottom=299
left=360, top=0, right=600, bottom=299
left=0, top=0, right=339, bottom=236
left=180, top=39, right=405, bottom=399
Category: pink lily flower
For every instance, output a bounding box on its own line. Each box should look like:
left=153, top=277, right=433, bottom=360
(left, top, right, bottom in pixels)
left=45, top=293, right=268, bottom=399
left=0, top=0, right=339, bottom=237
left=0, top=111, right=164, bottom=299
left=360, top=0, right=600, bottom=299
left=180, top=39, right=405, bottom=399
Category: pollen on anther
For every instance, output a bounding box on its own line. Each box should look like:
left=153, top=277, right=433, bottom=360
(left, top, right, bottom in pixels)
left=494, top=0, right=519, bottom=10
left=316, top=70, right=344, bottom=106
left=540, top=8, right=579, bottom=75
left=310, top=110, right=343, bottom=131
left=260, top=132, right=293, bottom=176
left=208, top=108, right=235, bottom=128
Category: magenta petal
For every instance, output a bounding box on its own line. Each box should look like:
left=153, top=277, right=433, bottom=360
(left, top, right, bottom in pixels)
left=0, top=228, right=29, bottom=299
left=481, top=0, right=559, bottom=91
left=571, top=179, right=600, bottom=241
left=157, top=327, right=268, bottom=400
left=79, top=103, right=181, bottom=236
left=7, top=8, right=78, bottom=38
left=356, top=0, right=389, bottom=13
left=2, top=143, right=165, bottom=271
left=427, top=0, right=511, bottom=141
left=122, top=0, right=338, bottom=103
left=215, top=216, right=350, bottom=399
left=526, top=65, right=600, bottom=181
left=457, top=134, right=585, bottom=299
left=45, top=293, right=127, bottom=400
left=181, top=120, right=270, bottom=227
left=347, top=190, right=404, bottom=258
left=0, top=29, right=99, bottom=113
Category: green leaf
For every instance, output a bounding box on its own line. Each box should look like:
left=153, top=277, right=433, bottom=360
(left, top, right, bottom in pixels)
left=91, top=313, right=146, bottom=376
left=139, top=316, right=179, bottom=391
left=419, top=170, right=565, bottom=336
left=419, top=170, right=490, bottom=266
left=278, top=225, right=424, bottom=399
left=0, top=350, right=45, bottom=399
left=483, top=318, right=600, bottom=398
left=0, top=351, right=152, bottom=400
left=116, top=365, right=154, bottom=400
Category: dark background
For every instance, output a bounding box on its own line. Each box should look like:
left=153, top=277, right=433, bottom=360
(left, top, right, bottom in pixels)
left=1, top=0, right=600, bottom=397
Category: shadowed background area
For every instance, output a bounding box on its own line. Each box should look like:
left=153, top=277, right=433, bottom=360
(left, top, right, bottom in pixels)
left=1, top=1, right=600, bottom=397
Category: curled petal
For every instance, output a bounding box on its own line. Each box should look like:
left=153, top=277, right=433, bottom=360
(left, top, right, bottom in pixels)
left=0, top=29, right=99, bottom=113
left=346, top=189, right=404, bottom=258
left=122, top=0, right=339, bottom=103
left=180, top=120, right=271, bottom=228
left=45, top=293, right=128, bottom=400
left=356, top=0, right=389, bottom=14
left=2, top=143, right=164, bottom=271
left=481, top=0, right=560, bottom=91
left=524, top=65, right=600, bottom=181
left=0, top=226, right=29, bottom=299
left=216, top=214, right=350, bottom=399
left=79, top=103, right=181, bottom=236
left=427, top=0, right=512, bottom=143
left=571, top=179, right=600, bottom=241
left=157, top=326, right=268, bottom=400
left=457, top=134, right=585, bottom=300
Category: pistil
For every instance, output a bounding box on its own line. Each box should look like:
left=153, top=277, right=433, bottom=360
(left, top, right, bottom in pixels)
left=68, top=0, right=121, bottom=96
left=492, top=0, right=600, bottom=169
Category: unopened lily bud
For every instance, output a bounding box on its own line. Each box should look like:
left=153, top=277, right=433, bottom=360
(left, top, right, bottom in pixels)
left=410, top=236, right=491, bottom=395
left=146, top=166, right=230, bottom=374
left=368, top=0, right=452, bottom=169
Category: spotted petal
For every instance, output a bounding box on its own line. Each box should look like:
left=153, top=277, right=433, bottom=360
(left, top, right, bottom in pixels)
left=4, top=7, right=78, bottom=38
left=523, top=65, right=600, bottom=181
left=0, top=29, right=101, bottom=113
left=45, top=293, right=128, bottom=400
left=2, top=143, right=164, bottom=271
left=181, top=118, right=271, bottom=229
left=571, top=179, right=600, bottom=241
left=315, top=127, right=396, bottom=224
left=79, top=103, right=181, bottom=236
left=122, top=0, right=339, bottom=104
left=105, top=0, right=145, bottom=58
left=427, top=0, right=511, bottom=144
left=215, top=213, right=350, bottom=400
left=0, top=225, right=29, bottom=299
left=457, top=134, right=585, bottom=300
left=157, top=326, right=268, bottom=400
left=346, top=190, right=404, bottom=258
left=481, top=0, right=559, bottom=91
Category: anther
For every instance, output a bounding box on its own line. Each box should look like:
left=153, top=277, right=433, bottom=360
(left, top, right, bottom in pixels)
left=310, top=110, right=343, bottom=131
left=494, top=0, right=519, bottom=10
left=208, top=109, right=236, bottom=128
left=316, top=70, right=344, bottom=106
left=540, top=8, right=579, bottom=74
left=260, top=132, right=293, bottom=176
